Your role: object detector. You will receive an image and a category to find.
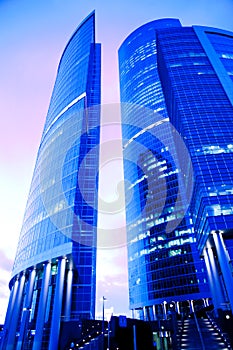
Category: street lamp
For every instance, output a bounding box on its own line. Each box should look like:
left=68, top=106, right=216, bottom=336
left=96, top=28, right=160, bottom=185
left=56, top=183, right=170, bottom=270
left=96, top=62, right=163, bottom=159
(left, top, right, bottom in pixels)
left=106, top=307, right=113, bottom=350
left=102, top=296, right=107, bottom=350
left=102, top=296, right=107, bottom=333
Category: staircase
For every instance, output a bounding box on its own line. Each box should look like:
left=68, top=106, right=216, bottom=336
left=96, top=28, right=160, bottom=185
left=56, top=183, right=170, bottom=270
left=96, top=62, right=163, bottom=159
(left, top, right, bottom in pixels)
left=179, top=316, right=232, bottom=350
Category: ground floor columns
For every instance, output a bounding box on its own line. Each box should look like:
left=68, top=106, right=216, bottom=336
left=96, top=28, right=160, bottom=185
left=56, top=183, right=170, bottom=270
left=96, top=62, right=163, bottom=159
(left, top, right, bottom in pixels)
left=32, top=261, right=51, bottom=350
left=153, top=305, right=157, bottom=321
left=175, top=302, right=180, bottom=315
left=0, top=277, right=20, bottom=350
left=64, top=268, right=73, bottom=321
left=0, top=277, right=19, bottom=350
left=147, top=306, right=155, bottom=321
left=212, top=231, right=233, bottom=312
left=17, top=268, right=36, bottom=350
left=131, top=309, right=135, bottom=319
left=203, top=247, right=225, bottom=312
left=144, top=305, right=156, bottom=321
left=6, top=272, right=26, bottom=350
left=162, top=302, right=167, bottom=319
left=143, top=306, right=147, bottom=320
left=189, top=300, right=194, bottom=313
left=49, top=257, right=66, bottom=350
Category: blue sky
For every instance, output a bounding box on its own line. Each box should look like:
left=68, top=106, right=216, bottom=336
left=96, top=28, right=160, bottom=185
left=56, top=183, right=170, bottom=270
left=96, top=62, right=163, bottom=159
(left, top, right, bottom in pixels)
left=0, top=0, right=233, bottom=323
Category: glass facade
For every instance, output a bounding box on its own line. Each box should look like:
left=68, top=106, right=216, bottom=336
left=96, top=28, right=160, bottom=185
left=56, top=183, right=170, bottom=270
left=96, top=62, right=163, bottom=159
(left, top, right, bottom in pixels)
left=157, top=24, right=233, bottom=313
left=157, top=26, right=233, bottom=249
left=119, top=19, right=210, bottom=320
left=1, top=12, right=101, bottom=350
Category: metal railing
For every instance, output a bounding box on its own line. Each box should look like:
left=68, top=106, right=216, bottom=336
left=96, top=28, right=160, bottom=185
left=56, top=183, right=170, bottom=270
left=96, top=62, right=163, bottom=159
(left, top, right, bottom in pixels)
left=71, top=334, right=104, bottom=349
left=193, top=312, right=206, bottom=350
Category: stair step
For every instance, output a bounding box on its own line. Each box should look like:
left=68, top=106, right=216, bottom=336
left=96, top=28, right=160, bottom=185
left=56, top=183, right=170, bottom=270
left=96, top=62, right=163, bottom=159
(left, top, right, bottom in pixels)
left=178, top=318, right=231, bottom=350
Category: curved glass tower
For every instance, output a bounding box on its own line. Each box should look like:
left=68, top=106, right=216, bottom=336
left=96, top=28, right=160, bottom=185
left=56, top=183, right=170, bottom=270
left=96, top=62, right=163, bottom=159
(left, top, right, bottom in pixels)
left=119, top=19, right=210, bottom=320
left=1, top=12, right=101, bottom=350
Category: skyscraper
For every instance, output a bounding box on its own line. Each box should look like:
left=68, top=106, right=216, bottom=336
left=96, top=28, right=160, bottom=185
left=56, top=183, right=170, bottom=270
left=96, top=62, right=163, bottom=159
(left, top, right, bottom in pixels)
left=156, top=21, right=233, bottom=316
left=1, top=12, right=101, bottom=350
left=119, top=18, right=233, bottom=319
left=119, top=19, right=210, bottom=320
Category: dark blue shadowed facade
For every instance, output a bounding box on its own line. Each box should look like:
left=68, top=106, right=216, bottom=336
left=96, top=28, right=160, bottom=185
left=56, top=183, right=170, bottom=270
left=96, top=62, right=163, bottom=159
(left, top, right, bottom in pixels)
left=1, top=12, right=101, bottom=350
left=119, top=19, right=210, bottom=320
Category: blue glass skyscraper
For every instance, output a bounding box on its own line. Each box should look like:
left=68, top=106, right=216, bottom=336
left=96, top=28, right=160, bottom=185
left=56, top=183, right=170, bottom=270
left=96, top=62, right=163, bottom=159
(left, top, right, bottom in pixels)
left=119, top=17, right=233, bottom=321
left=119, top=19, right=210, bottom=321
left=156, top=22, right=233, bottom=315
left=1, top=12, right=101, bottom=350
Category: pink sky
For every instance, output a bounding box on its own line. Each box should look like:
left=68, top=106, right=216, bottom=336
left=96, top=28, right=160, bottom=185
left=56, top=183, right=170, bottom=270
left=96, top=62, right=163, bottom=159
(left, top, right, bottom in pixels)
left=0, top=0, right=233, bottom=323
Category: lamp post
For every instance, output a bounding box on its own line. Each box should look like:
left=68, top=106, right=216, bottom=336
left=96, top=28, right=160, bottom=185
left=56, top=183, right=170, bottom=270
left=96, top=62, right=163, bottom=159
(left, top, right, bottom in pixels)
left=106, top=307, right=113, bottom=350
left=102, top=296, right=107, bottom=333
left=102, top=296, right=107, bottom=350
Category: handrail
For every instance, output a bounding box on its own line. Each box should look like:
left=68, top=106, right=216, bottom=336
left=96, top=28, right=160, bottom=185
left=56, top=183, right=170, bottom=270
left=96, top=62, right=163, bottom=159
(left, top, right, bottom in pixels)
left=80, top=334, right=104, bottom=349
left=206, top=311, right=232, bottom=349
left=193, top=312, right=206, bottom=350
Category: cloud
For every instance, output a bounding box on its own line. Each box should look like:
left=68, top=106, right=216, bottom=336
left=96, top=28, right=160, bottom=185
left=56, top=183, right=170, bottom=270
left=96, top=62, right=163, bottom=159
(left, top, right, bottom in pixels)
left=96, top=246, right=130, bottom=317
left=0, top=263, right=12, bottom=323
left=97, top=247, right=128, bottom=281
left=0, top=280, right=9, bottom=298
left=96, top=275, right=130, bottom=318
left=0, top=249, right=13, bottom=272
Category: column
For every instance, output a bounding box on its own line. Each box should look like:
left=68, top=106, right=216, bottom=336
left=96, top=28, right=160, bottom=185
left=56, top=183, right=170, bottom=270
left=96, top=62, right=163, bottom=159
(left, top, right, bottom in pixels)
left=213, top=231, right=233, bottom=312
left=143, top=306, right=147, bottom=321
left=189, top=300, right=194, bottom=313
left=32, top=262, right=51, bottom=350
left=64, top=268, right=73, bottom=321
left=132, top=309, right=135, bottom=319
left=153, top=305, right=157, bottom=321
left=157, top=304, right=163, bottom=319
left=147, top=306, right=154, bottom=321
left=0, top=278, right=19, bottom=350
left=162, top=301, right=167, bottom=320
left=175, top=302, right=180, bottom=315
left=17, top=268, right=36, bottom=350
left=137, top=308, right=144, bottom=320
left=48, top=258, right=66, bottom=350
left=203, top=247, right=225, bottom=312
left=6, top=273, right=26, bottom=350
